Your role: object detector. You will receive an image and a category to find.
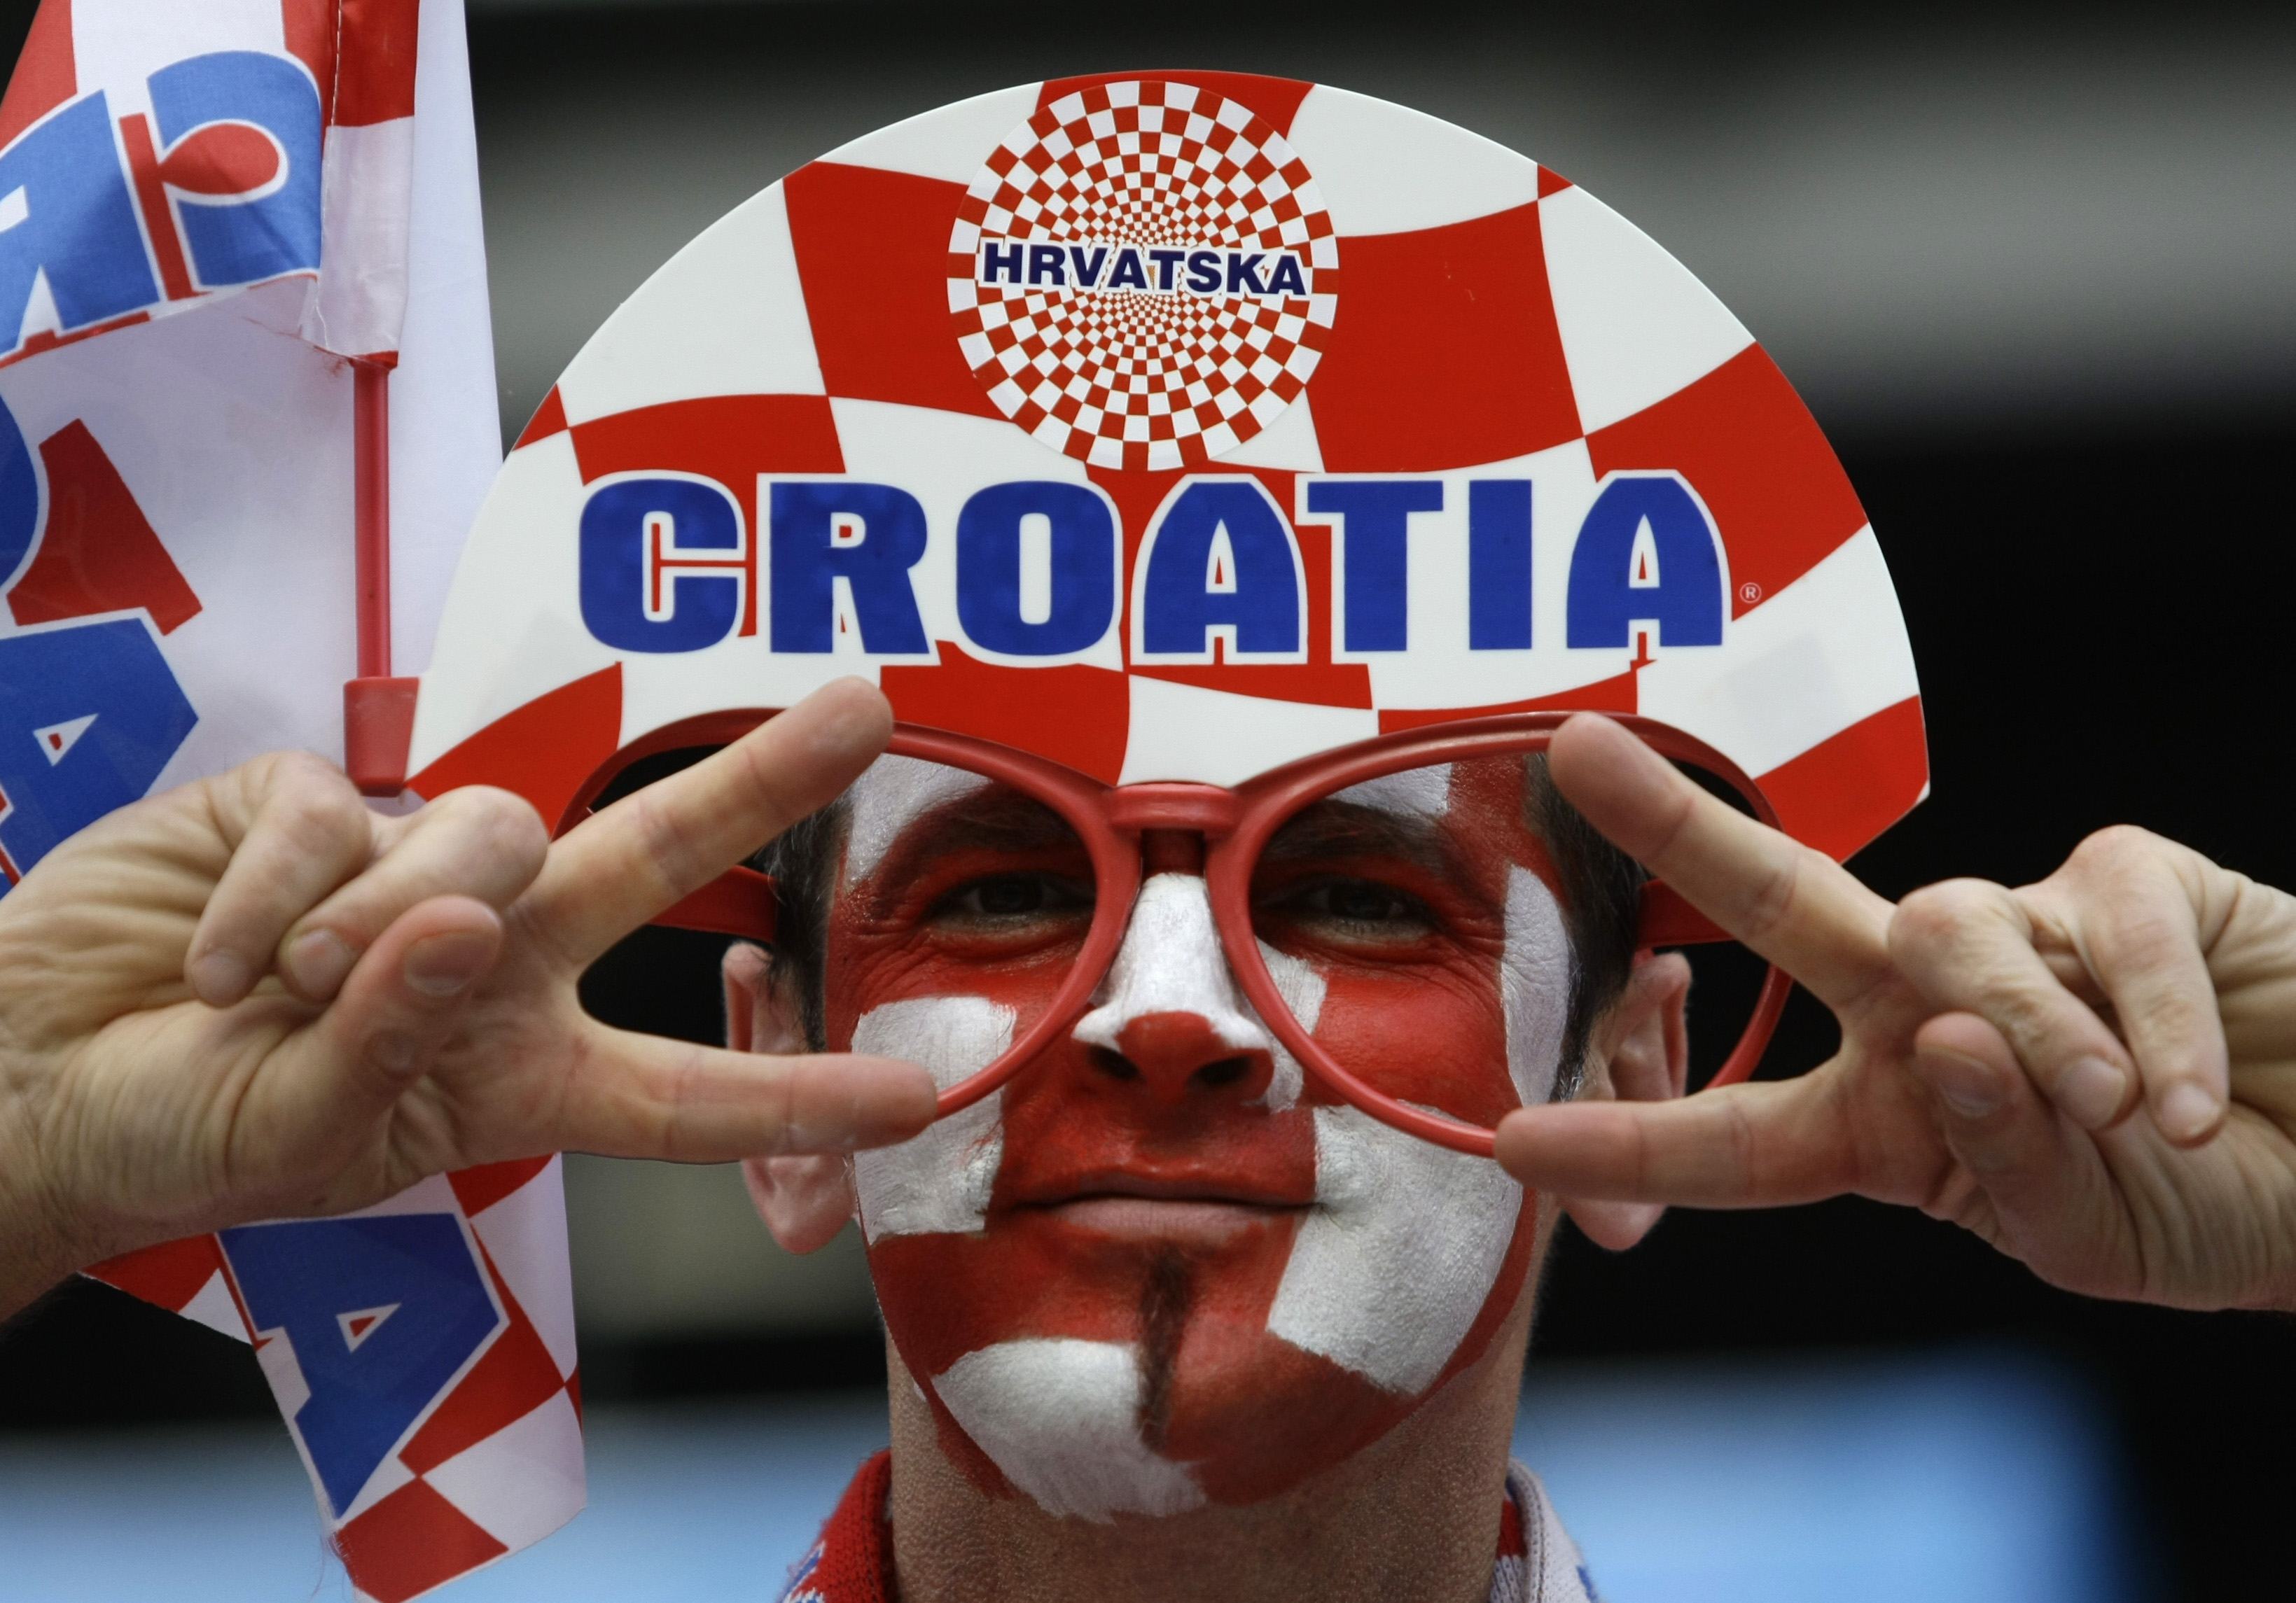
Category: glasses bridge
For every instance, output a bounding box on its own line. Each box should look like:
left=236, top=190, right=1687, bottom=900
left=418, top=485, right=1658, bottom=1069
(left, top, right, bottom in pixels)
left=1105, top=783, right=1242, bottom=838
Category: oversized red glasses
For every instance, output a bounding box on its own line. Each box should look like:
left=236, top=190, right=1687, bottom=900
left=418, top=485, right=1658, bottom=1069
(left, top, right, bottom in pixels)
left=579, top=711, right=1790, bottom=1158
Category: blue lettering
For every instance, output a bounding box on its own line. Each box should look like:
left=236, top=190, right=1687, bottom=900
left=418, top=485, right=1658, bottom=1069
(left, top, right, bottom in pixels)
left=1139, top=478, right=1301, bottom=659
left=578, top=476, right=743, bottom=654
left=1148, top=248, right=1185, bottom=290
left=1068, top=244, right=1107, bottom=288
left=770, top=482, right=930, bottom=653
left=0, top=619, right=197, bottom=883
left=1185, top=251, right=1222, bottom=293
left=1565, top=473, right=1723, bottom=649
left=1307, top=479, right=1442, bottom=653
left=1027, top=243, right=1065, bottom=286
left=219, top=1214, right=501, bottom=1518
left=0, top=392, right=38, bottom=589
left=1225, top=253, right=1268, bottom=295
left=149, top=52, right=323, bottom=288
left=1468, top=480, right=1533, bottom=650
left=1266, top=253, right=1309, bottom=296
left=1107, top=248, right=1149, bottom=291
left=0, top=94, right=159, bottom=348
left=981, top=240, right=1024, bottom=285
left=955, top=481, right=1117, bottom=657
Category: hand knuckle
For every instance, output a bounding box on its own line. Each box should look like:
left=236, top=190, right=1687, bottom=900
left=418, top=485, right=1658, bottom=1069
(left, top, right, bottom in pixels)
left=2068, top=823, right=2157, bottom=875
left=1732, top=849, right=1802, bottom=944
left=480, top=790, right=550, bottom=869
left=1892, top=879, right=1998, bottom=951
left=439, top=787, right=549, bottom=871
left=272, top=775, right=367, bottom=856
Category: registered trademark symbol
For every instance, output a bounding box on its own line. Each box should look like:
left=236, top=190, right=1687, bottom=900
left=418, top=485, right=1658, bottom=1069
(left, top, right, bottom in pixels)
left=1739, top=581, right=1763, bottom=605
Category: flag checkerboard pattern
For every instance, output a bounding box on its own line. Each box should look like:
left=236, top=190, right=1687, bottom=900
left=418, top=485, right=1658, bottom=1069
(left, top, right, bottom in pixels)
left=948, top=78, right=1337, bottom=471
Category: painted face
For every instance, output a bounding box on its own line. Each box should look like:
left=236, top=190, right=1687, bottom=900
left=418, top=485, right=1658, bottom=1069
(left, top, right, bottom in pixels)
left=823, top=755, right=1573, bottom=1518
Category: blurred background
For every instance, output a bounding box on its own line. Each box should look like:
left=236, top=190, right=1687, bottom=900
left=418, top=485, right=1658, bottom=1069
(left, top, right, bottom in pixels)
left=4, top=0, right=2294, bottom=1597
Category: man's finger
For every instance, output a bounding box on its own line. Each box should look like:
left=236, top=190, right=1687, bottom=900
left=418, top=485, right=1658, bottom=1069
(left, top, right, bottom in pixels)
left=186, top=755, right=376, bottom=1006
left=235, top=896, right=505, bottom=1173
left=1910, top=1011, right=2132, bottom=1290
left=1547, top=715, right=1895, bottom=1011
left=555, top=1026, right=938, bottom=1162
left=2033, top=829, right=2229, bottom=1146
left=523, top=678, right=893, bottom=969
left=274, top=787, right=548, bottom=1003
left=1494, top=1076, right=1861, bottom=1208
left=1891, top=878, right=2141, bottom=1131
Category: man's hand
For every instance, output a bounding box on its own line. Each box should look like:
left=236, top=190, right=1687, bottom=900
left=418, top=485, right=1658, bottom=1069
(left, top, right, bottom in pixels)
left=0, top=679, right=934, bottom=1317
left=1494, top=714, right=2296, bottom=1313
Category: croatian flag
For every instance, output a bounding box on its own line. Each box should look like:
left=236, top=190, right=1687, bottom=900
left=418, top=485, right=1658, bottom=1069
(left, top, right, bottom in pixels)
left=0, top=3, right=585, bottom=1597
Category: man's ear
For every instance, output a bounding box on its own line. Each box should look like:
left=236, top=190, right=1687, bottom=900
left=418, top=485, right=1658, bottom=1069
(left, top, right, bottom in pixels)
left=1560, top=949, right=1691, bottom=1253
left=723, top=943, right=858, bottom=1255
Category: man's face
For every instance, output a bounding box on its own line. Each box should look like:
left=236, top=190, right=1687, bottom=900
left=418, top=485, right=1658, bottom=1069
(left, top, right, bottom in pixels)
left=818, top=755, right=1576, bottom=1518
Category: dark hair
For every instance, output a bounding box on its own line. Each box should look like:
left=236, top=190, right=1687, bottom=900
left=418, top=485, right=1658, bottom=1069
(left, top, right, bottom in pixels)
left=751, top=759, right=1643, bottom=1098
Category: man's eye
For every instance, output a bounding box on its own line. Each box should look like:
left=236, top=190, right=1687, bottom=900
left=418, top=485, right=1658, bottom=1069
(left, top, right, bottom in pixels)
left=935, top=874, right=1085, bottom=920
left=1271, top=878, right=1433, bottom=932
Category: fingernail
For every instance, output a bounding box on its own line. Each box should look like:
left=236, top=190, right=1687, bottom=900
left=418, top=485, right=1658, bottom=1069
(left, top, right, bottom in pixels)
left=1917, top=1048, right=2005, bottom=1119
left=286, top=930, right=356, bottom=1000
left=2055, top=1056, right=2128, bottom=1130
left=2157, top=1083, right=2222, bottom=1144
left=188, top=951, right=251, bottom=1007
left=403, top=930, right=492, bottom=997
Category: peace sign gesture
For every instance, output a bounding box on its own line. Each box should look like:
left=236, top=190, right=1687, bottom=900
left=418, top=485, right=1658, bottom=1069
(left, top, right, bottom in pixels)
left=1498, top=715, right=2296, bottom=1313
left=0, top=680, right=934, bottom=1318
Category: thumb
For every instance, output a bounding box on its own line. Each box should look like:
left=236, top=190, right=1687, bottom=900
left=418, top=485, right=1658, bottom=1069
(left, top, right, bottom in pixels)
left=242, top=896, right=503, bottom=1175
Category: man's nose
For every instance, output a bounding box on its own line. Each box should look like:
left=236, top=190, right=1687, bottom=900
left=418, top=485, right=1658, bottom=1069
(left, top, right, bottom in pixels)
left=1071, top=872, right=1276, bottom=1105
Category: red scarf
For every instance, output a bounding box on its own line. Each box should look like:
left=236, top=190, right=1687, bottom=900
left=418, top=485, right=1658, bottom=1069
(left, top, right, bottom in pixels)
left=777, top=1452, right=1597, bottom=1602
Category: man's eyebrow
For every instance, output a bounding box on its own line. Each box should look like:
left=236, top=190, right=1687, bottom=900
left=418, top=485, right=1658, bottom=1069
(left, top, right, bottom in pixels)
left=1258, top=802, right=1451, bottom=870
left=851, top=790, right=1083, bottom=890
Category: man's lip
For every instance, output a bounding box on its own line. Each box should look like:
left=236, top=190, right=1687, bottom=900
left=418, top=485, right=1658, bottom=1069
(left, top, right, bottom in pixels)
left=1006, top=1170, right=1314, bottom=1210
left=1020, top=1194, right=1303, bottom=1245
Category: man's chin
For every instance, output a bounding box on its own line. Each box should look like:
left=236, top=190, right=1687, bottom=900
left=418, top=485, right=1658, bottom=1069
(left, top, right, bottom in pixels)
left=1153, top=1320, right=1435, bottom=1504
left=877, top=1202, right=1538, bottom=1515
left=903, top=1301, right=1473, bottom=1516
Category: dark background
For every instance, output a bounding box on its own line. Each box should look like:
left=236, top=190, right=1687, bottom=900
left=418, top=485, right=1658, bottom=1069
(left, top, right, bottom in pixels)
left=4, top=3, right=2292, bottom=1598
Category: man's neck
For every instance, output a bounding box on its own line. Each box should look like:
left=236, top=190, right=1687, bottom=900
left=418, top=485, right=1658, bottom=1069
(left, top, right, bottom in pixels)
left=884, top=1311, right=1531, bottom=1603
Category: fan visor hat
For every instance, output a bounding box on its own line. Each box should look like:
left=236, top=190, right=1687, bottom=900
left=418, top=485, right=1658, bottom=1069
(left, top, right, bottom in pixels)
left=404, top=74, right=1926, bottom=1153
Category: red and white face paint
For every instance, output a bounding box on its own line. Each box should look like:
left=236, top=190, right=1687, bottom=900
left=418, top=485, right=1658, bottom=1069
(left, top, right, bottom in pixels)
left=824, top=753, right=1573, bottom=1517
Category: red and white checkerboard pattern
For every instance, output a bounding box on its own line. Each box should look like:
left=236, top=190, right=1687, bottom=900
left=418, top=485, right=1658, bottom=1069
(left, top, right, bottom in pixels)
left=88, top=1159, right=585, bottom=1603
left=948, top=79, right=1336, bottom=472
left=415, top=72, right=1926, bottom=873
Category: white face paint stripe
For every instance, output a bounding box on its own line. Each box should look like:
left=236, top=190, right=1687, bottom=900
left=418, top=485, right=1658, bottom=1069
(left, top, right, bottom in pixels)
left=843, top=754, right=992, bottom=887
left=1070, top=873, right=1321, bottom=1111
left=1266, top=1105, right=1524, bottom=1395
left=933, top=1339, right=1206, bottom=1522
left=1500, top=865, right=1572, bottom=1106
left=1328, top=762, right=1453, bottom=818
left=1073, top=872, right=1271, bottom=1056
left=1262, top=859, right=1561, bottom=1396
left=851, top=996, right=1013, bottom=1242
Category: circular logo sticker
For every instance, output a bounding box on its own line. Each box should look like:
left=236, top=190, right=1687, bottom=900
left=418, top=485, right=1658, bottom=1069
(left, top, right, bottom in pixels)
left=949, top=79, right=1338, bottom=472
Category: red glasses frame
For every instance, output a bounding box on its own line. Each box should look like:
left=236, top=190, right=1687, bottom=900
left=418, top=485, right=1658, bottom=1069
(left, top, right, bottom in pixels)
left=571, top=710, right=1792, bottom=1158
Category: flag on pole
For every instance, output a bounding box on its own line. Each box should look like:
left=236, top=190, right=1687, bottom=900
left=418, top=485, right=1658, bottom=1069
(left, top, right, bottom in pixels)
left=0, top=4, right=585, bottom=1597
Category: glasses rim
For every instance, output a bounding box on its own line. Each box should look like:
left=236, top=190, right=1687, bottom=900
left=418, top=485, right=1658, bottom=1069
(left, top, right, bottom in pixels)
left=565, top=710, right=1792, bottom=1158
